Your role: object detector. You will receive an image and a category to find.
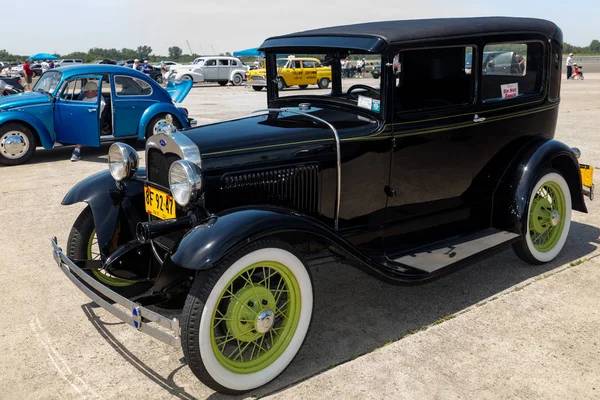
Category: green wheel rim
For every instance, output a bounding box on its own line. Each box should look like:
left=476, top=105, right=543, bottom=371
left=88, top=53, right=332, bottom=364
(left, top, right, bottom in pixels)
left=529, top=181, right=566, bottom=252
left=210, top=260, right=302, bottom=374
left=88, top=229, right=136, bottom=287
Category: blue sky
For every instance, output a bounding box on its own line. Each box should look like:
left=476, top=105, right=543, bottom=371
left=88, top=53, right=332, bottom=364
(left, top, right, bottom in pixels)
left=5, top=0, right=598, bottom=56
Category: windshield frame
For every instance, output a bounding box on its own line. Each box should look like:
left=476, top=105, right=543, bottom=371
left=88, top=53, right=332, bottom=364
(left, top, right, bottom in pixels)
left=32, top=70, right=63, bottom=95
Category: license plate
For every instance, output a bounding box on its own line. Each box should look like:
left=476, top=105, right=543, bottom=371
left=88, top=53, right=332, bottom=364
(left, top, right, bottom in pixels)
left=144, top=186, right=176, bottom=220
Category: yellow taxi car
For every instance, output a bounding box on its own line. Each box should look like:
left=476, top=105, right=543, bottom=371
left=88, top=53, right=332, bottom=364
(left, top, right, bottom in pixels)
left=246, top=56, right=332, bottom=91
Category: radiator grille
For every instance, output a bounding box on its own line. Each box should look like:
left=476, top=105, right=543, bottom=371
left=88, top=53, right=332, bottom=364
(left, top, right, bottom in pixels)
left=221, top=164, right=319, bottom=214
left=147, top=149, right=180, bottom=188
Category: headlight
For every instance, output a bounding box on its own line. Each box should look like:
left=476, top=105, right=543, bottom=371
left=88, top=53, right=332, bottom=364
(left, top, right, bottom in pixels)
left=108, top=143, right=138, bottom=182
left=169, top=160, right=203, bottom=206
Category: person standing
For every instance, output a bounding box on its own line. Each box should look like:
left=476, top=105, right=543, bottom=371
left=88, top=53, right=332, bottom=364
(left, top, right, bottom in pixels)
left=48, top=60, right=55, bottom=69
left=41, top=60, right=50, bottom=74
left=132, top=59, right=141, bottom=71
left=566, top=53, right=573, bottom=80
left=142, top=60, right=152, bottom=75
left=22, top=60, right=34, bottom=91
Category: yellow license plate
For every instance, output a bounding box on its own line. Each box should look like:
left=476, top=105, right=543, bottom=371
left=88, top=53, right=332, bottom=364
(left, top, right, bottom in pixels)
left=144, top=186, right=176, bottom=220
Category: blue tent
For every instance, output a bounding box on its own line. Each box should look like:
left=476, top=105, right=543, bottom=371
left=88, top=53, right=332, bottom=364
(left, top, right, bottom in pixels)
left=30, top=53, right=58, bottom=60
left=233, top=48, right=261, bottom=57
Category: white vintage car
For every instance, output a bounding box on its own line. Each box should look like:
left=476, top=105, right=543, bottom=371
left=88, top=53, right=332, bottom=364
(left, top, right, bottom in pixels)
left=171, top=56, right=249, bottom=86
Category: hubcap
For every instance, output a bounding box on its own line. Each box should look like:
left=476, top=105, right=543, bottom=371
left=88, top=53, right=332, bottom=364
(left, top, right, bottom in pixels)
left=211, top=261, right=302, bottom=374
left=0, top=131, right=29, bottom=159
left=529, top=181, right=566, bottom=252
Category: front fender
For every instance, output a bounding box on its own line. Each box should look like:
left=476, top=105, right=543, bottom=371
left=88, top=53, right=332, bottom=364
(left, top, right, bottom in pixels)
left=0, top=110, right=53, bottom=148
left=492, top=138, right=587, bottom=234
left=62, top=168, right=146, bottom=256
left=138, top=104, right=190, bottom=139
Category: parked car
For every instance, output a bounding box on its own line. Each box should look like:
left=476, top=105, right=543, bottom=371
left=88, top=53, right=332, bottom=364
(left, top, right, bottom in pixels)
left=55, top=59, right=84, bottom=66
left=93, top=59, right=117, bottom=65
left=371, top=64, right=381, bottom=78
left=0, top=64, right=195, bottom=165
left=118, top=60, right=164, bottom=83
left=51, top=17, right=586, bottom=394
left=246, top=56, right=331, bottom=91
left=171, top=56, right=249, bottom=85
left=0, top=76, right=24, bottom=93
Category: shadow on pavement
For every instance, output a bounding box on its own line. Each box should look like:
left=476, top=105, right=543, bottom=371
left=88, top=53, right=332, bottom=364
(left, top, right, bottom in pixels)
left=81, top=221, right=599, bottom=399
left=24, top=143, right=115, bottom=165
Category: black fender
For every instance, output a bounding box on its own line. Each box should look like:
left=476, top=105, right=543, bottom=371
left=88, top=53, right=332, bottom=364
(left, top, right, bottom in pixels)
left=167, top=207, right=430, bottom=282
left=62, top=168, right=147, bottom=256
left=492, top=137, right=587, bottom=234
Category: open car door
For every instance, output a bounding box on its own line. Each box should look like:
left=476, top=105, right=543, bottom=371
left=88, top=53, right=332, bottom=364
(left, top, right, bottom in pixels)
left=54, top=75, right=103, bottom=146
left=165, top=80, right=193, bottom=103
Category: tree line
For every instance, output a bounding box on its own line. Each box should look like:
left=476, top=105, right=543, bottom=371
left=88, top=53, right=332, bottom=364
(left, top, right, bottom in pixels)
left=563, top=40, right=600, bottom=55
left=0, top=45, right=232, bottom=63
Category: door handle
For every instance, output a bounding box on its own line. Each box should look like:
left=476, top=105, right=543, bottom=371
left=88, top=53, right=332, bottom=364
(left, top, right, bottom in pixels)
left=473, top=114, right=486, bottom=123
left=87, top=108, right=97, bottom=113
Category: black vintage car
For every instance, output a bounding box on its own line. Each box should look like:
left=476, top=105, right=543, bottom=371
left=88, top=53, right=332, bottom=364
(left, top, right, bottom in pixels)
left=52, top=17, right=586, bottom=394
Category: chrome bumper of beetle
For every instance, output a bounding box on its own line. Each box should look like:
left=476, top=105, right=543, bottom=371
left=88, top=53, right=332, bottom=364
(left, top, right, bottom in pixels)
left=189, top=119, right=197, bottom=127
left=50, top=237, right=181, bottom=349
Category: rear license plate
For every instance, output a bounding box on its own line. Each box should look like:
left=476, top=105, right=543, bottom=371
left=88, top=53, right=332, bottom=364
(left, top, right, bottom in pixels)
left=144, top=186, right=176, bottom=220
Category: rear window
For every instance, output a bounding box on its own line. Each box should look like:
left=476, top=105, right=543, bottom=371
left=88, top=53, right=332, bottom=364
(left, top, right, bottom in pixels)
left=481, top=42, right=544, bottom=101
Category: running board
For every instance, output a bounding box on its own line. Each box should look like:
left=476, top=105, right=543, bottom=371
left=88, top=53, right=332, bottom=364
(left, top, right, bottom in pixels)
left=390, top=228, right=520, bottom=274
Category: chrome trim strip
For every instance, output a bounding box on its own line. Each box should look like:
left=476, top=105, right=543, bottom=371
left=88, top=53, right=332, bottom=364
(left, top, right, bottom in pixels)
left=50, top=237, right=181, bottom=348
left=252, top=108, right=341, bottom=230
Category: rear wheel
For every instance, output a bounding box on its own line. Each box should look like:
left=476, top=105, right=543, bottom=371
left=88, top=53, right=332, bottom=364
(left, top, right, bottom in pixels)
left=181, top=239, right=313, bottom=394
left=218, top=81, right=227, bottom=86
left=181, top=75, right=193, bottom=82
left=513, top=171, right=572, bottom=264
left=232, top=74, right=244, bottom=86
left=0, top=122, right=36, bottom=165
left=317, top=77, right=330, bottom=89
left=145, top=113, right=181, bottom=140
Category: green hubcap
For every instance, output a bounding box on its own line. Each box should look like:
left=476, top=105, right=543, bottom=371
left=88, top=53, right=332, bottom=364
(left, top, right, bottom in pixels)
left=211, top=261, right=301, bottom=374
left=529, top=181, right=566, bottom=252
left=87, top=229, right=136, bottom=287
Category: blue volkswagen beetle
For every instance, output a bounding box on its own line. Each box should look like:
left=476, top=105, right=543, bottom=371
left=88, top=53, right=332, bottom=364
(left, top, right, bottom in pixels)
left=0, top=65, right=194, bottom=165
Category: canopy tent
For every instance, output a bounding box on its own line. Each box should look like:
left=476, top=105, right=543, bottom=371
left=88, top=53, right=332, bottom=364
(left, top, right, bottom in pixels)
left=233, top=47, right=261, bottom=57
left=29, top=53, right=58, bottom=60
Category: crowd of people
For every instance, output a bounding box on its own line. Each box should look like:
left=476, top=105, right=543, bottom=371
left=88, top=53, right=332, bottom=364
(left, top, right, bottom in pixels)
left=341, top=58, right=368, bottom=78
left=21, top=59, right=56, bottom=91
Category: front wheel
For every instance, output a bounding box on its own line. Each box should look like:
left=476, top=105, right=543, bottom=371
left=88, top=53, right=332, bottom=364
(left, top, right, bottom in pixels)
left=232, top=74, right=244, bottom=86
left=181, top=239, right=313, bottom=394
left=276, top=77, right=286, bottom=91
left=181, top=74, right=193, bottom=82
left=513, top=171, right=572, bottom=264
left=0, top=122, right=36, bottom=165
left=252, top=86, right=264, bottom=91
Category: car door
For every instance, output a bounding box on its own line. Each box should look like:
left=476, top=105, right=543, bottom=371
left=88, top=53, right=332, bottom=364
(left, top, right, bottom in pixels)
left=302, top=60, right=318, bottom=84
left=202, top=59, right=218, bottom=80
left=53, top=75, right=102, bottom=146
left=112, top=74, right=156, bottom=137
left=218, top=59, right=231, bottom=81
left=384, top=45, right=482, bottom=255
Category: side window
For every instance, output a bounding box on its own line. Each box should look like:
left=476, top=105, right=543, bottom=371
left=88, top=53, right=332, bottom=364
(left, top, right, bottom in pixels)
left=395, top=46, right=475, bottom=112
left=481, top=42, right=543, bottom=101
left=293, top=60, right=302, bottom=69
left=218, top=59, right=229, bottom=66
left=114, top=75, right=152, bottom=96
left=230, top=60, right=237, bottom=66
left=59, top=78, right=101, bottom=101
left=205, top=59, right=216, bottom=66
left=303, top=61, right=315, bottom=68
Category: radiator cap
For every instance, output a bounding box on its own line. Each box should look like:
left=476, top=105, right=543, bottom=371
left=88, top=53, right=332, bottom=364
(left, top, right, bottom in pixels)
left=298, top=103, right=311, bottom=111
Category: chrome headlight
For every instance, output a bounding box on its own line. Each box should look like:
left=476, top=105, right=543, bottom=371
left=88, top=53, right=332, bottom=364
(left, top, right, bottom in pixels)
left=169, top=160, right=203, bottom=206
left=108, top=143, right=138, bottom=182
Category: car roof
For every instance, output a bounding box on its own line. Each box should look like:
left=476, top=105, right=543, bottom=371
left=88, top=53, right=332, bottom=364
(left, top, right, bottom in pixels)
left=261, top=17, right=559, bottom=52
left=54, top=64, right=151, bottom=78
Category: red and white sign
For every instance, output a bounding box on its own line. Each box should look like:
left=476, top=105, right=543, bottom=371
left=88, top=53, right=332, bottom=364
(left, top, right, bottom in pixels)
left=501, top=83, right=519, bottom=99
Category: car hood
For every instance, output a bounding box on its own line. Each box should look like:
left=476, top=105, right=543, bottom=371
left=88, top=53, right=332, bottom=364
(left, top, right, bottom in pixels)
left=0, top=91, right=50, bottom=110
left=165, top=80, right=193, bottom=103
left=180, top=107, right=379, bottom=168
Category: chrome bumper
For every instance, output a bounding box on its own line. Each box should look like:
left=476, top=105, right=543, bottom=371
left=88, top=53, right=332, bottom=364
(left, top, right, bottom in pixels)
left=245, top=81, right=266, bottom=87
left=50, top=237, right=181, bottom=348
left=189, top=119, right=197, bottom=127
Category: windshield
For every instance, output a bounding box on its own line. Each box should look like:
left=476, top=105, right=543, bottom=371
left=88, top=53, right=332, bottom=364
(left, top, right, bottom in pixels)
left=272, top=52, right=382, bottom=113
left=33, top=71, right=62, bottom=94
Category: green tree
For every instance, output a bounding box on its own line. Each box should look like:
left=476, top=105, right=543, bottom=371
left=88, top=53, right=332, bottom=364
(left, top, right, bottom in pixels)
left=136, top=45, right=153, bottom=60
left=168, top=46, right=183, bottom=59
left=590, top=40, right=600, bottom=54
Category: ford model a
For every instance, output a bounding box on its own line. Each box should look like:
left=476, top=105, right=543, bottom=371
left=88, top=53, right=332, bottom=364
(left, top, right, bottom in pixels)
left=51, top=18, right=586, bottom=393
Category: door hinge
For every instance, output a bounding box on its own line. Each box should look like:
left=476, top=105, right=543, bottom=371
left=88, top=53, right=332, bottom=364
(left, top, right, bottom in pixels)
left=384, top=185, right=396, bottom=198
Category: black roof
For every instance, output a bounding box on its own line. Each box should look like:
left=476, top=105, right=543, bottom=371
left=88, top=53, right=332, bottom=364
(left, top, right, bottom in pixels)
left=260, top=17, right=559, bottom=52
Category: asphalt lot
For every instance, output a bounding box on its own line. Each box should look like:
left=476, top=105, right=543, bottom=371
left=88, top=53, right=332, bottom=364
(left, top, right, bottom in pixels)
left=0, top=75, right=599, bottom=399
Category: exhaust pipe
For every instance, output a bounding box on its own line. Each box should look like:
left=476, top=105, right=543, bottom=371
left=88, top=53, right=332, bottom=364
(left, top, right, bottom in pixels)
left=136, top=215, right=195, bottom=244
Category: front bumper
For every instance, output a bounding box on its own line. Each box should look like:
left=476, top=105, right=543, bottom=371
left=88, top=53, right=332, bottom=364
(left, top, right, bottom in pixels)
left=50, top=237, right=181, bottom=348
left=188, top=118, right=197, bottom=127
left=245, top=78, right=266, bottom=87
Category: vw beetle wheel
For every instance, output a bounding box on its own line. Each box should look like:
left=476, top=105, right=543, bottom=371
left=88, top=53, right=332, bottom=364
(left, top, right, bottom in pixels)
left=513, top=171, right=572, bottom=264
left=0, top=122, right=36, bottom=166
left=181, top=239, right=313, bottom=394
